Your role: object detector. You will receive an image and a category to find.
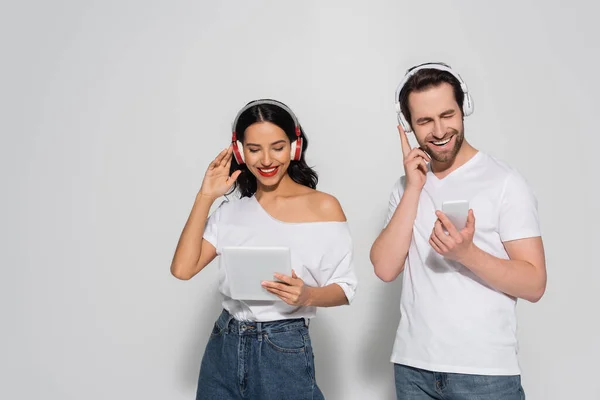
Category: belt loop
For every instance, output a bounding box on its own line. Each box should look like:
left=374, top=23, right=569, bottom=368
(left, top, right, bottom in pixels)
left=257, top=321, right=263, bottom=342
left=225, top=313, right=234, bottom=334
left=305, top=317, right=310, bottom=328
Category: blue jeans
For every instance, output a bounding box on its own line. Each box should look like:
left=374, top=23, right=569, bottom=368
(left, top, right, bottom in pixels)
left=196, top=309, right=324, bottom=400
left=394, top=364, right=525, bottom=400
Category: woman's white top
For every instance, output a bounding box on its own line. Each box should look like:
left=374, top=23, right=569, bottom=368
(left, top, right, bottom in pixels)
left=203, top=195, right=357, bottom=322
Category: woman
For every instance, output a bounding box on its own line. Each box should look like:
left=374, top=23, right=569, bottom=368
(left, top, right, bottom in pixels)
left=171, top=99, right=357, bottom=400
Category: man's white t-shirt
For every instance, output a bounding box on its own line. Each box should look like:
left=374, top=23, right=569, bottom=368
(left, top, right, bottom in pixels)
left=385, top=151, right=541, bottom=375
left=204, top=195, right=358, bottom=322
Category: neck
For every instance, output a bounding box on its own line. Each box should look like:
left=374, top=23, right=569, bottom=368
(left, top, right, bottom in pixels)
left=431, top=140, right=478, bottom=179
left=255, top=174, right=297, bottom=199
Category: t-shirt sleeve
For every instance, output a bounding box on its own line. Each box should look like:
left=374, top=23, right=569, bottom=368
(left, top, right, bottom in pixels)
left=321, top=228, right=358, bottom=304
left=384, top=177, right=405, bottom=228
left=203, top=200, right=227, bottom=249
left=498, top=171, right=542, bottom=242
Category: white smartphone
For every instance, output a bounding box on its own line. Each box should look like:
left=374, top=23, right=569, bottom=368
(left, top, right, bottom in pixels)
left=441, top=200, right=470, bottom=230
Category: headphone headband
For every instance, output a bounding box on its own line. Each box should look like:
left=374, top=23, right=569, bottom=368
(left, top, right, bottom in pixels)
left=393, top=63, right=474, bottom=132
left=230, top=99, right=303, bottom=165
left=232, top=99, right=300, bottom=138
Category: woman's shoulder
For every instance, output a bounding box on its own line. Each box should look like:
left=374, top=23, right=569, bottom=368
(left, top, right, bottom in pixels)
left=306, top=190, right=346, bottom=223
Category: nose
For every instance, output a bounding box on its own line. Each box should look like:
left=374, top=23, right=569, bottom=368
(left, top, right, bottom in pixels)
left=260, top=152, right=272, bottom=166
left=432, top=119, right=445, bottom=139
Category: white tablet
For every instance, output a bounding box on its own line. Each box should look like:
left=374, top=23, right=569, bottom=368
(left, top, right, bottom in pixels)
left=221, top=246, right=292, bottom=301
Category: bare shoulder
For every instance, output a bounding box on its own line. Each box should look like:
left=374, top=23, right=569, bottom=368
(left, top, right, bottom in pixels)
left=308, top=191, right=347, bottom=222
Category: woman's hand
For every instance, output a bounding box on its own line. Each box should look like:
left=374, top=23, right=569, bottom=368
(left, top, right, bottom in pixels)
left=261, top=270, right=313, bottom=307
left=198, top=146, right=242, bottom=200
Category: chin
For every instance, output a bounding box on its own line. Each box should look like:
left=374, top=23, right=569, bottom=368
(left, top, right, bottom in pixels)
left=430, top=151, right=457, bottom=163
left=429, top=137, right=463, bottom=163
left=256, top=176, right=280, bottom=187
left=252, top=169, right=285, bottom=187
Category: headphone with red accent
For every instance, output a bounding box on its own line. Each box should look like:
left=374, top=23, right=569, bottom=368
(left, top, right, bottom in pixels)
left=230, top=99, right=303, bottom=165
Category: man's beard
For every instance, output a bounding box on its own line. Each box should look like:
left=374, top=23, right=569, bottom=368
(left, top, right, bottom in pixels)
left=419, top=128, right=464, bottom=163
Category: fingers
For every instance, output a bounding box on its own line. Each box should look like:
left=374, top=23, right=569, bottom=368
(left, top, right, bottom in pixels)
left=264, top=286, right=295, bottom=303
left=405, top=155, right=429, bottom=175
left=417, top=158, right=428, bottom=174
left=209, top=147, right=229, bottom=169
left=465, top=209, right=475, bottom=231
left=273, top=273, right=294, bottom=286
left=430, top=231, right=448, bottom=253
left=433, top=220, right=453, bottom=247
left=262, top=281, right=299, bottom=306
left=406, top=147, right=431, bottom=163
left=215, top=147, right=229, bottom=163
left=220, top=146, right=233, bottom=167
left=263, top=271, right=305, bottom=306
left=429, top=237, right=444, bottom=254
left=403, top=148, right=430, bottom=176
left=262, top=271, right=303, bottom=294
left=435, top=211, right=462, bottom=240
left=398, top=125, right=431, bottom=164
left=225, top=148, right=234, bottom=170
left=398, top=125, right=412, bottom=159
left=262, top=280, right=295, bottom=293
left=227, top=170, right=242, bottom=185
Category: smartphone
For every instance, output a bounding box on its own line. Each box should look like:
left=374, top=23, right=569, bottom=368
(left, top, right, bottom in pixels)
left=441, top=200, right=470, bottom=230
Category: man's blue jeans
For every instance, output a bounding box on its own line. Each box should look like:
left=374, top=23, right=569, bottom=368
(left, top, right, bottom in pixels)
left=395, top=363, right=525, bottom=400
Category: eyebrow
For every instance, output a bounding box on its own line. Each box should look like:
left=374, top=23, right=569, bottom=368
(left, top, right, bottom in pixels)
left=246, top=140, right=287, bottom=147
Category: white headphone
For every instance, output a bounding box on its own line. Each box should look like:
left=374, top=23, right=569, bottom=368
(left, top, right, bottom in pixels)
left=394, top=63, right=474, bottom=133
left=231, top=99, right=303, bottom=165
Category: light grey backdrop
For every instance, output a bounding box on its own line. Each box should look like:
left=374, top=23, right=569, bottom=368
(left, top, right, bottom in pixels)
left=1, top=1, right=598, bottom=399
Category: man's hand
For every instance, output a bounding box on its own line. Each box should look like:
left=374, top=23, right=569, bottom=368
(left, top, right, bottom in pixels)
left=398, top=125, right=430, bottom=191
left=429, top=209, right=476, bottom=264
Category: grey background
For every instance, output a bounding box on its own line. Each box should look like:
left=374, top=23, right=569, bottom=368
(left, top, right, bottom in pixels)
left=1, top=1, right=598, bottom=399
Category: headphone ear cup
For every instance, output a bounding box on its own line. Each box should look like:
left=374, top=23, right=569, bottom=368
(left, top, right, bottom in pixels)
left=398, top=112, right=413, bottom=133
left=462, top=93, right=474, bottom=116
left=290, top=137, right=303, bottom=161
left=232, top=140, right=245, bottom=164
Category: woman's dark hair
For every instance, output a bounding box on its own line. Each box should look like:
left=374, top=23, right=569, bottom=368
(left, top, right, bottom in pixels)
left=398, top=62, right=465, bottom=126
left=228, top=99, right=318, bottom=198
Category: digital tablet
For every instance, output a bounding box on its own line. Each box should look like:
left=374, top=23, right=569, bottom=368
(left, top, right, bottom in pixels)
left=221, top=246, right=292, bottom=301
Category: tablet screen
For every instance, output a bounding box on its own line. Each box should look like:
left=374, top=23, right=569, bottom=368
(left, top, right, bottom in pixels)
left=221, top=246, right=292, bottom=301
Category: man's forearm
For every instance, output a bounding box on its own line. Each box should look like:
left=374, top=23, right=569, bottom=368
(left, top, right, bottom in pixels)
left=370, top=187, right=421, bottom=282
left=460, top=245, right=546, bottom=302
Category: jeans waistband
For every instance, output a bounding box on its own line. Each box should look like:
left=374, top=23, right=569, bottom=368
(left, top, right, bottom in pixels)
left=215, top=309, right=307, bottom=335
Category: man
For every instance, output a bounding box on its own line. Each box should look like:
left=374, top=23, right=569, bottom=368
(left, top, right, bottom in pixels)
left=370, top=62, right=546, bottom=400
